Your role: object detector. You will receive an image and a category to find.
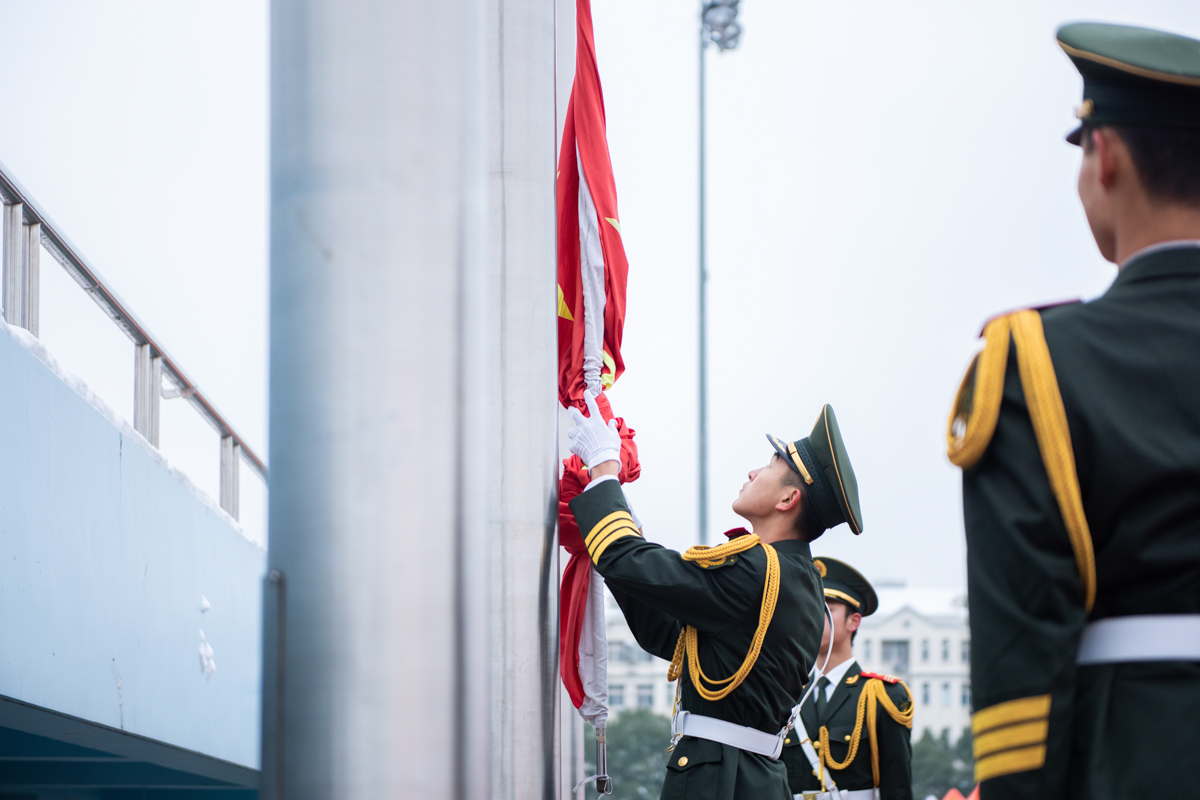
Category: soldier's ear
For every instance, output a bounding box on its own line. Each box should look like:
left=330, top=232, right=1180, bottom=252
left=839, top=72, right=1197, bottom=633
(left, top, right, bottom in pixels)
left=776, top=487, right=801, bottom=513
left=846, top=612, right=862, bottom=633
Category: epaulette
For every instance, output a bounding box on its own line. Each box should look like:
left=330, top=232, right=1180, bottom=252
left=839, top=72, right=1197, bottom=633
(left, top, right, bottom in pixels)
left=976, top=299, right=1081, bottom=336
left=859, top=671, right=900, bottom=684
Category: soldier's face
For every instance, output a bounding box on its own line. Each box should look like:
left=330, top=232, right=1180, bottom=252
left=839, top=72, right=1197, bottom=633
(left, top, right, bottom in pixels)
left=731, top=455, right=794, bottom=520
left=818, top=601, right=862, bottom=657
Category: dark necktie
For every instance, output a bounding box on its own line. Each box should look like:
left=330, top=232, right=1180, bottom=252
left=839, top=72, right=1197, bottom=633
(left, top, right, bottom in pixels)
left=815, top=676, right=831, bottom=719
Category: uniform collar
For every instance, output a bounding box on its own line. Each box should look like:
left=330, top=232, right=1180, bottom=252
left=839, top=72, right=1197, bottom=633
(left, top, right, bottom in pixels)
left=1119, top=239, right=1200, bottom=270
left=1111, top=241, right=1200, bottom=290
left=817, top=657, right=857, bottom=687
left=769, top=539, right=812, bottom=559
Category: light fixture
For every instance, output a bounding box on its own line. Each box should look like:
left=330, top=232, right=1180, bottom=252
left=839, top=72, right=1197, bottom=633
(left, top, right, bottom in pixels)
left=702, top=0, right=742, bottom=51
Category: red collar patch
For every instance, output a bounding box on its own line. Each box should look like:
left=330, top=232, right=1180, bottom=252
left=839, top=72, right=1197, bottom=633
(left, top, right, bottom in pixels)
left=859, top=671, right=900, bottom=684
left=723, top=527, right=751, bottom=539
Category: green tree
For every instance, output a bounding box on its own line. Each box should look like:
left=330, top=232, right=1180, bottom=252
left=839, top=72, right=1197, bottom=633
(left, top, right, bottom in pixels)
left=584, top=709, right=672, bottom=799
left=912, top=727, right=974, bottom=799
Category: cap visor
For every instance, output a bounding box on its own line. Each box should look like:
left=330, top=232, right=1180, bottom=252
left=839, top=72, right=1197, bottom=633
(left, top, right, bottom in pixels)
left=1066, top=125, right=1083, bottom=145
left=765, top=434, right=795, bottom=472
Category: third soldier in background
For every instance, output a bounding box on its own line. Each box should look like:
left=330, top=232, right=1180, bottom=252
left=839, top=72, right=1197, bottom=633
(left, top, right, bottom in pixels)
left=947, top=22, right=1200, bottom=800
left=782, top=558, right=913, bottom=800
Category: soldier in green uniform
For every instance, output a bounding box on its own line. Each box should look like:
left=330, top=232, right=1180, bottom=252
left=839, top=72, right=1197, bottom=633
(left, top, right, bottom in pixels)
left=946, top=22, right=1200, bottom=800
left=566, top=395, right=864, bottom=800
left=781, top=558, right=913, bottom=800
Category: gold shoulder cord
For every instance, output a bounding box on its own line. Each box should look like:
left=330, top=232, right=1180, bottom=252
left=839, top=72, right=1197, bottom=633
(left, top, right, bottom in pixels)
left=816, top=679, right=914, bottom=788
left=666, top=535, right=780, bottom=701
left=946, top=310, right=1096, bottom=611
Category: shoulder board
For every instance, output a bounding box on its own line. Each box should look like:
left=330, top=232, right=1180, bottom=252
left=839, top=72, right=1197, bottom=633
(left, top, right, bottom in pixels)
left=977, top=300, right=1081, bottom=336
left=860, top=671, right=900, bottom=684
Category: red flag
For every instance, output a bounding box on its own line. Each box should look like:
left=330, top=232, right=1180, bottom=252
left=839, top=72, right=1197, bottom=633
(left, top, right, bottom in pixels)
left=556, top=0, right=630, bottom=411
left=555, top=0, right=640, bottom=725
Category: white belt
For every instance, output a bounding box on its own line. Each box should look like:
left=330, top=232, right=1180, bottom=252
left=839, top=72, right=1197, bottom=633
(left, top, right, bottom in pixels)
left=793, top=790, right=875, bottom=800
left=1077, top=614, right=1200, bottom=665
left=671, top=711, right=786, bottom=760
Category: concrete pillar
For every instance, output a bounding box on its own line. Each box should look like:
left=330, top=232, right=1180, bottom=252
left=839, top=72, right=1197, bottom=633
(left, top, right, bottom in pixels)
left=265, top=0, right=489, bottom=796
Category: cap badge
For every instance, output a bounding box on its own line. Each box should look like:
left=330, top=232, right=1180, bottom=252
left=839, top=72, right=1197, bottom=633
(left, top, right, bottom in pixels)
left=814, top=559, right=827, bottom=577
left=1075, top=99, right=1095, bottom=119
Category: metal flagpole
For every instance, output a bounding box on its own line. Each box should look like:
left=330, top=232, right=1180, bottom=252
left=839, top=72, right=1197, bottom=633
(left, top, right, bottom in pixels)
left=485, top=0, right=560, bottom=797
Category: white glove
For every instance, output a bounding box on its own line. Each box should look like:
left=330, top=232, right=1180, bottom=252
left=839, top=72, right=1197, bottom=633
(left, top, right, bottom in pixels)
left=567, top=391, right=622, bottom=470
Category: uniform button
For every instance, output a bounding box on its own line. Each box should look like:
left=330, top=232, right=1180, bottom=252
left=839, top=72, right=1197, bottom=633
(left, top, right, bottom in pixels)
left=784, top=738, right=791, bottom=744
left=844, top=735, right=851, bottom=741
left=678, top=756, right=689, bottom=767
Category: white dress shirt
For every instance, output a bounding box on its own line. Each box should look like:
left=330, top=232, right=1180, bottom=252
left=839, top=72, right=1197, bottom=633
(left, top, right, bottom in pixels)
left=816, top=657, right=857, bottom=703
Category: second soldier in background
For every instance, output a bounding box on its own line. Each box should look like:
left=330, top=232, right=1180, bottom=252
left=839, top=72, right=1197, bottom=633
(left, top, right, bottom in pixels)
left=782, top=558, right=914, bottom=800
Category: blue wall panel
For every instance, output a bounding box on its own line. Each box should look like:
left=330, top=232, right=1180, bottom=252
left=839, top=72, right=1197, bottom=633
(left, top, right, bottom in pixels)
left=0, top=330, right=264, bottom=769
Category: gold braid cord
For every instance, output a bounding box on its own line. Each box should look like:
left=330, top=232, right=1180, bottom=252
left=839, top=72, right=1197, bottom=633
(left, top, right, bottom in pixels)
left=945, top=310, right=1097, bottom=612
left=817, top=679, right=914, bottom=788
left=666, top=536, right=780, bottom=702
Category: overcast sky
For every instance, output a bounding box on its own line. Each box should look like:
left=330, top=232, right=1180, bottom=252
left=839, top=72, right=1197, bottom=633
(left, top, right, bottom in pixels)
left=1, top=1, right=1198, bottom=583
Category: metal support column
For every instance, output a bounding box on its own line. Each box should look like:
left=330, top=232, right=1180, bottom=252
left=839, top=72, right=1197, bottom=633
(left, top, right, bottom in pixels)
left=3, top=202, right=23, bottom=327
left=23, top=221, right=38, bottom=336
left=220, top=435, right=240, bottom=520
left=266, top=0, right=489, bottom=797
left=486, top=0, right=559, bottom=798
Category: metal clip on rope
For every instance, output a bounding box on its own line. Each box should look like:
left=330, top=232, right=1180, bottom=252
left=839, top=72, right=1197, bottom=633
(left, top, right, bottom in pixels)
left=573, top=726, right=614, bottom=795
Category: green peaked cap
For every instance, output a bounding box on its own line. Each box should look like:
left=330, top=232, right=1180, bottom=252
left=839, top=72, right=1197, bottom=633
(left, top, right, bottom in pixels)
left=766, top=404, right=863, bottom=535
left=1057, top=22, right=1200, bottom=145
left=813, top=556, right=878, bottom=617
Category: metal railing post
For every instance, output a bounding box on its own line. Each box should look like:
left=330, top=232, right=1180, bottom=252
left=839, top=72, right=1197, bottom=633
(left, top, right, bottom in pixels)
left=23, top=221, right=38, bottom=336
left=133, top=343, right=162, bottom=447
left=3, top=202, right=23, bottom=327
left=220, top=435, right=240, bottom=520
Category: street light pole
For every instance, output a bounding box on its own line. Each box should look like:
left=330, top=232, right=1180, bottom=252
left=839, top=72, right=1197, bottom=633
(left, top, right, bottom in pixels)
left=698, top=1, right=741, bottom=546
left=698, top=24, right=709, bottom=546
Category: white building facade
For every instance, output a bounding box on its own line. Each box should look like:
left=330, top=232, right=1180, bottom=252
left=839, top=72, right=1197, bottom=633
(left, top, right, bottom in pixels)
left=856, top=587, right=971, bottom=743
left=603, top=592, right=678, bottom=720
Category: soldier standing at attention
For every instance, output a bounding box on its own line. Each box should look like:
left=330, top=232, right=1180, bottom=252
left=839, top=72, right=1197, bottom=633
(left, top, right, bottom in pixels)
left=947, top=23, right=1200, bottom=800
left=567, top=396, right=864, bottom=800
left=781, top=559, right=913, bottom=800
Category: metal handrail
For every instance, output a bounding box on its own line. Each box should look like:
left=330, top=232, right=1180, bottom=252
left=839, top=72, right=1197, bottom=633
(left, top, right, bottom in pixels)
left=0, top=158, right=267, bottom=483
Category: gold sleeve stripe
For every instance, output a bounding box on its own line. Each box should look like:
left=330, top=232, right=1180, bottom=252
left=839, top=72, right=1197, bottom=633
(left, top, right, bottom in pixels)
left=974, top=720, right=1049, bottom=760
left=971, top=694, right=1051, bottom=735
left=590, top=525, right=640, bottom=563
left=590, top=522, right=640, bottom=555
left=975, top=744, right=1047, bottom=783
left=823, top=589, right=861, bottom=608
left=584, top=511, right=634, bottom=548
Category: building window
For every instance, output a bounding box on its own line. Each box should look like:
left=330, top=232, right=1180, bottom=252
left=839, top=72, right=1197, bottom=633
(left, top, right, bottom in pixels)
left=922, top=682, right=930, bottom=705
left=666, top=682, right=676, bottom=706
left=962, top=639, right=971, bottom=663
left=921, top=639, right=930, bottom=662
left=881, top=640, right=910, bottom=674
left=637, top=684, right=653, bottom=709
left=942, top=639, right=950, bottom=662
left=610, top=685, right=625, bottom=707
left=962, top=682, right=972, bottom=709
left=862, top=639, right=872, bottom=661
left=941, top=682, right=951, bottom=707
